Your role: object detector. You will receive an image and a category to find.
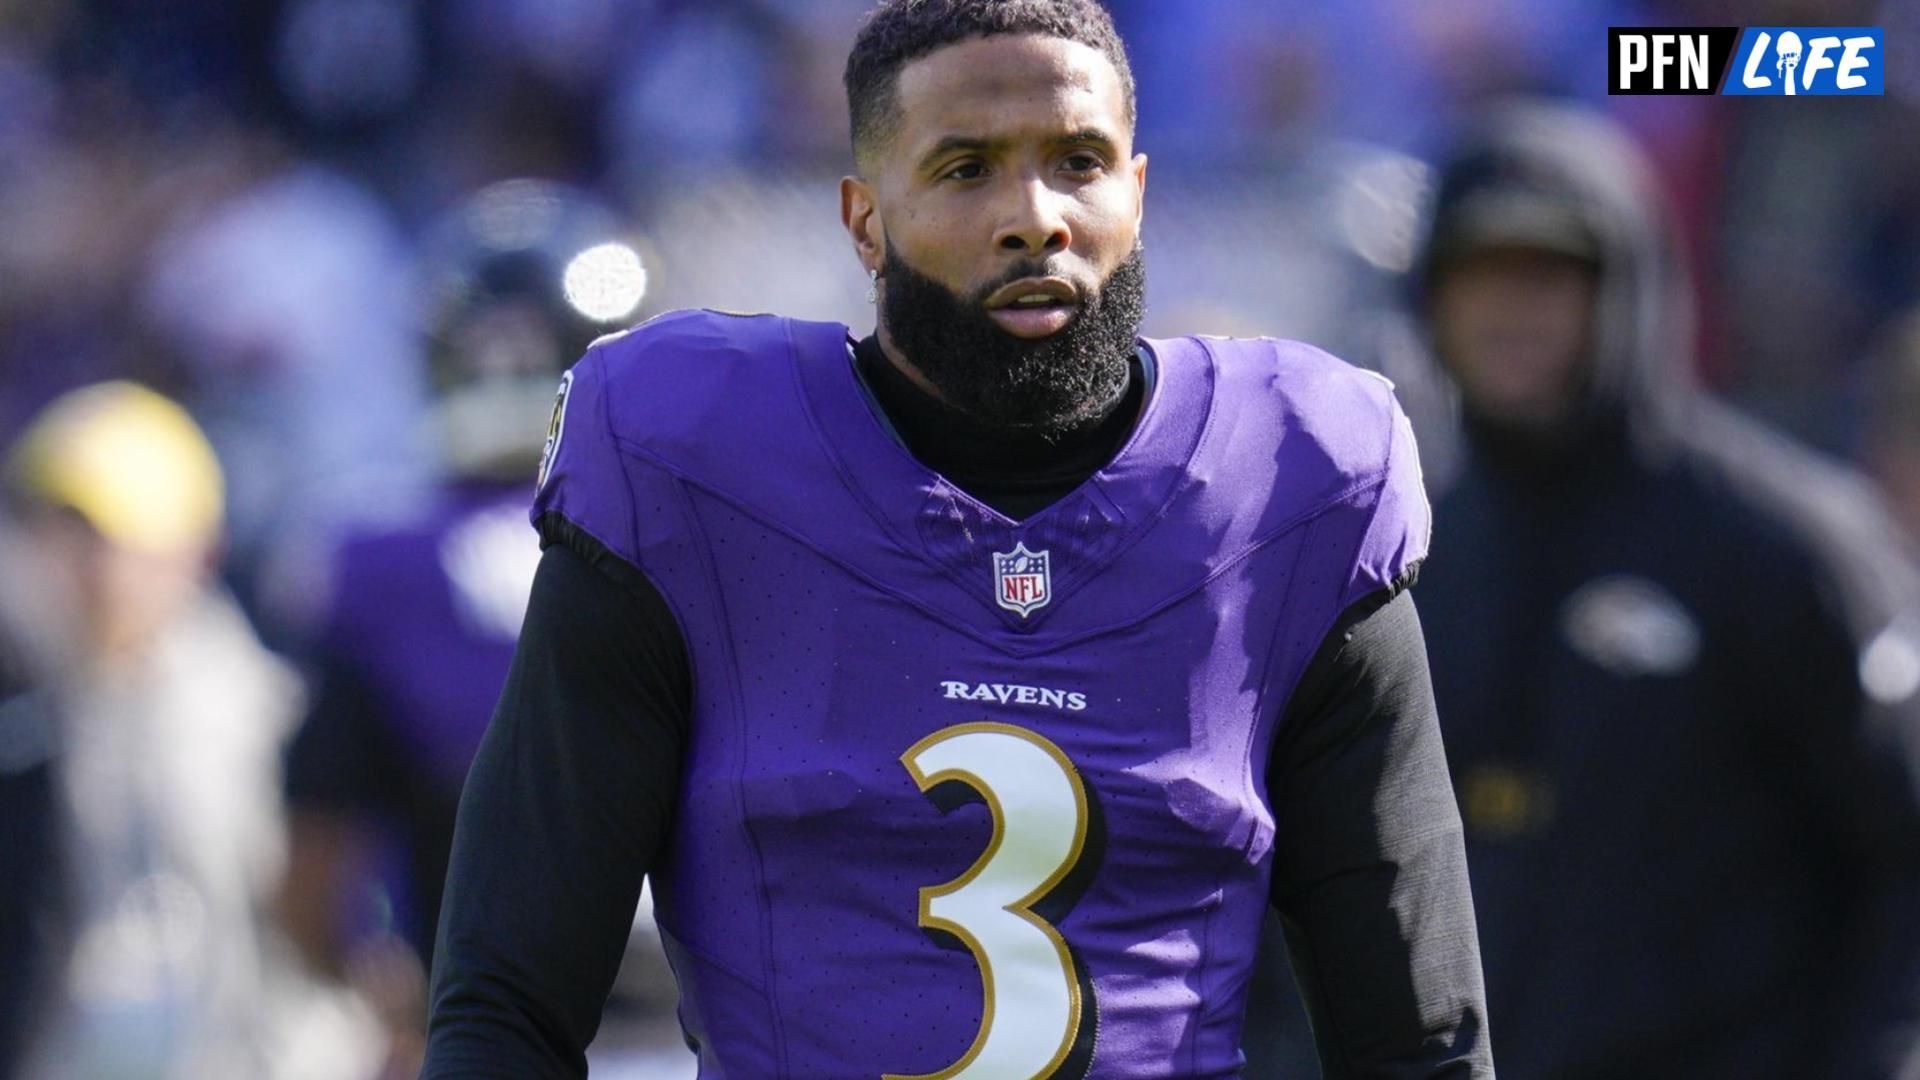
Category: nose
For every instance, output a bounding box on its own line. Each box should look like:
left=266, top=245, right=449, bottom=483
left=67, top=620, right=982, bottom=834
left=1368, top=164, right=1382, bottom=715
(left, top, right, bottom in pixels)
left=992, top=175, right=1072, bottom=257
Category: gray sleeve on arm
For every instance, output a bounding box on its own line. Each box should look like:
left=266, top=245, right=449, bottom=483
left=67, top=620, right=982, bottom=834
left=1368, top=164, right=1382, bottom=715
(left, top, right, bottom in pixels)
left=1265, top=587, right=1495, bottom=1079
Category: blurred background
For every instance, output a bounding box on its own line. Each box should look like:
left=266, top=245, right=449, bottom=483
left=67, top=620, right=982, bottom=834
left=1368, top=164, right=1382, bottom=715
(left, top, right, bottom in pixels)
left=0, top=0, right=1917, bottom=1077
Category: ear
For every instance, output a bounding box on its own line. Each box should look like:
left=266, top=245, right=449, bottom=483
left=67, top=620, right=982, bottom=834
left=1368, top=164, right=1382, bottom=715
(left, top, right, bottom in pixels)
left=841, top=175, right=884, bottom=275
left=1131, top=152, right=1149, bottom=232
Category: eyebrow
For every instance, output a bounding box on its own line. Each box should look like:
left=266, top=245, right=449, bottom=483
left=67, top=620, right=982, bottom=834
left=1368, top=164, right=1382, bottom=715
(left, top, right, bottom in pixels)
left=916, top=127, right=1122, bottom=172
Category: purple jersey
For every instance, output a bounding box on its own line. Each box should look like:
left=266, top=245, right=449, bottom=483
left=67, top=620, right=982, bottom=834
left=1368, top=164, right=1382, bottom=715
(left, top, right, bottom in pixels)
left=321, top=484, right=537, bottom=784
left=298, top=483, right=539, bottom=951
left=532, top=310, right=1428, bottom=1079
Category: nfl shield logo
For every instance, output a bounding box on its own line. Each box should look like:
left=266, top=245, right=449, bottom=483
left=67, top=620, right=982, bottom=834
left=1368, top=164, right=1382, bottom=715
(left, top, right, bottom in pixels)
left=993, top=542, right=1052, bottom=618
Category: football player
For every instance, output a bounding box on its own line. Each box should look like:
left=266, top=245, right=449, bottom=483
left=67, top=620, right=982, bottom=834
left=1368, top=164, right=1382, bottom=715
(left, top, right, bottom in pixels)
left=424, top=2, right=1494, bottom=1077
left=280, top=180, right=673, bottom=1074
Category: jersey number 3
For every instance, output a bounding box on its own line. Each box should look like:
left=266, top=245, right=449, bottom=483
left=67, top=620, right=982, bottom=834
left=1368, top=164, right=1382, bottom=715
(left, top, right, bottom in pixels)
left=887, top=721, right=1097, bottom=1080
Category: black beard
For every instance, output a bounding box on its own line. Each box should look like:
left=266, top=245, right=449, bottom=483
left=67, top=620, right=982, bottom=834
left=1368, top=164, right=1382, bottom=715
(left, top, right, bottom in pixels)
left=878, top=240, right=1146, bottom=440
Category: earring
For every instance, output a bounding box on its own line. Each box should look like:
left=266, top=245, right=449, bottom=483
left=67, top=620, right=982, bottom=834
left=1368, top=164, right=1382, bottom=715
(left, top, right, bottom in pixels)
left=866, top=267, right=878, bottom=305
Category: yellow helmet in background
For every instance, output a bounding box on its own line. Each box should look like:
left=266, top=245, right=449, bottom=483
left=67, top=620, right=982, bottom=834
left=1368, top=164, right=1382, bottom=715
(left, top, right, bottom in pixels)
left=5, top=381, right=225, bottom=556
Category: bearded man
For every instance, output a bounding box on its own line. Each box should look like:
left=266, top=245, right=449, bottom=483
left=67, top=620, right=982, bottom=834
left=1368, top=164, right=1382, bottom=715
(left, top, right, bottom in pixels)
left=422, top=3, right=1493, bottom=1077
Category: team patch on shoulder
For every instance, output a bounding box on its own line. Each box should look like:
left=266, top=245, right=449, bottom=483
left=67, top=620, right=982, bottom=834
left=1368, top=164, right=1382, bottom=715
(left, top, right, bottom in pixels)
left=536, top=370, right=574, bottom=493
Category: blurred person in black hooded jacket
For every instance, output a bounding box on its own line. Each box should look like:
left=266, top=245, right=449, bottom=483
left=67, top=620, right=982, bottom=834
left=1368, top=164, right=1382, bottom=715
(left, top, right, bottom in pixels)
left=1409, top=100, right=1920, bottom=1079
left=1863, top=310, right=1920, bottom=555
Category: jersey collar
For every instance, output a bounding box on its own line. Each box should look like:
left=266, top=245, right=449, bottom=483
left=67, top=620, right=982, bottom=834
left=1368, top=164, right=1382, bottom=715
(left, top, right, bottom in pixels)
left=790, top=319, right=1213, bottom=635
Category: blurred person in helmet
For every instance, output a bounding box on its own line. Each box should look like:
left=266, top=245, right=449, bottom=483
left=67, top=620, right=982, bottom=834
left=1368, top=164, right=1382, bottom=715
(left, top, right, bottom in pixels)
left=0, top=382, right=375, bottom=1080
left=1412, top=102, right=1920, bottom=1078
left=275, top=179, right=679, bottom=1078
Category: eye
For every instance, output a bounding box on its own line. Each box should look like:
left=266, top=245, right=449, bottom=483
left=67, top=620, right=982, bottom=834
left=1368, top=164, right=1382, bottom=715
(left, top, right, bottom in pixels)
left=1061, top=152, right=1105, bottom=175
left=941, top=160, right=988, bottom=182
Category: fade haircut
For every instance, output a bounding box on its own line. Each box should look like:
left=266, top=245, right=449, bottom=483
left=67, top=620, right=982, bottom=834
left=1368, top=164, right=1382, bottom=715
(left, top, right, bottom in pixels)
left=844, top=0, right=1136, bottom=169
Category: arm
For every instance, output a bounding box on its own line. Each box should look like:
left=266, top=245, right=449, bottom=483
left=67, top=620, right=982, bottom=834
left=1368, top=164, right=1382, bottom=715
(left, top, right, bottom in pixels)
left=0, top=688, right=56, bottom=1079
left=422, top=535, right=692, bottom=1079
left=1266, top=587, right=1493, bottom=1078
left=1756, top=558, right=1920, bottom=1078
left=280, top=655, right=411, bottom=981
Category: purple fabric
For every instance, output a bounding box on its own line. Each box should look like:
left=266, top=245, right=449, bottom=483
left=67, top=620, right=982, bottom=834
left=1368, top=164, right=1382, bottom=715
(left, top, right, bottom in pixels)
left=325, top=483, right=529, bottom=782
left=532, top=310, right=1428, bottom=1078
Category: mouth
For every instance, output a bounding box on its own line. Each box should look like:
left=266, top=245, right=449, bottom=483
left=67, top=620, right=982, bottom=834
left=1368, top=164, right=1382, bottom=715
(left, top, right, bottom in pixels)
left=984, top=277, right=1082, bottom=339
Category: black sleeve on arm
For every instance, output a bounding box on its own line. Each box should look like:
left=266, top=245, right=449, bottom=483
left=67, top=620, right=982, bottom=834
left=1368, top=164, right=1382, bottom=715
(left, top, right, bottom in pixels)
left=422, top=525, right=692, bottom=1080
left=1265, top=586, right=1494, bottom=1079
left=1749, top=551, right=1920, bottom=1079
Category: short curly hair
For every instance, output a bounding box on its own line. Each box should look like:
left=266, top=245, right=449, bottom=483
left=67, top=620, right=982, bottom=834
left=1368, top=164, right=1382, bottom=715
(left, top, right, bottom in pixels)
left=844, top=0, right=1136, bottom=168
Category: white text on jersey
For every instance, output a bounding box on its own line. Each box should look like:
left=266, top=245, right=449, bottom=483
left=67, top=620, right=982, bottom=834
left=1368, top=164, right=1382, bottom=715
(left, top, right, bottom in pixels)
left=940, top=681, right=1089, bottom=712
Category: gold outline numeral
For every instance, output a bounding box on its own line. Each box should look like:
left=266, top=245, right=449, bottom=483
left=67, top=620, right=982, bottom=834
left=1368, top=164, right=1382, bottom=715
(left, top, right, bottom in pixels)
left=885, top=721, right=1092, bottom=1080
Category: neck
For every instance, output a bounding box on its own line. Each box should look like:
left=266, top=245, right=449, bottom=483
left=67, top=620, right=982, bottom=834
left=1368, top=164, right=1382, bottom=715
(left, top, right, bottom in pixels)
left=874, top=322, right=949, bottom=404
left=852, top=334, right=1144, bottom=520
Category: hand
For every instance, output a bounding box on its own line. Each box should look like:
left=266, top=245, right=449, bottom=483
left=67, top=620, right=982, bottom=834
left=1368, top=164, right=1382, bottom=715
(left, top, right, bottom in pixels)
left=347, top=936, right=427, bottom=1080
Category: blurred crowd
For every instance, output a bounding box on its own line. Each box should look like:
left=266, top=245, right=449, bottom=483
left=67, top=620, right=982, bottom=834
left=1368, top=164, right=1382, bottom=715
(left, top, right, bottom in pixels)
left=3, top=0, right=1920, bottom=1077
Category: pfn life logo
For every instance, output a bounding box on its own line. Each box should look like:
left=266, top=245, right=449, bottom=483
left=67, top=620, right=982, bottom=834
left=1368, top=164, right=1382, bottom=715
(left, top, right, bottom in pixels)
left=1724, top=28, right=1882, bottom=95
left=1611, top=27, right=1883, bottom=95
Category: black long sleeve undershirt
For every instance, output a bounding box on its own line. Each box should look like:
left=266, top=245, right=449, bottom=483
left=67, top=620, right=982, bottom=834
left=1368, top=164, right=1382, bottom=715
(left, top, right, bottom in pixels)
left=424, top=343, right=1491, bottom=1078
left=1267, top=584, right=1490, bottom=1077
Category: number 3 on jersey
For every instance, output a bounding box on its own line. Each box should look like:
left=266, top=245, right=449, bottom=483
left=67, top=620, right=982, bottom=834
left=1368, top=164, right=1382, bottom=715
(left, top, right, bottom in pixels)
left=888, top=722, right=1098, bottom=1080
